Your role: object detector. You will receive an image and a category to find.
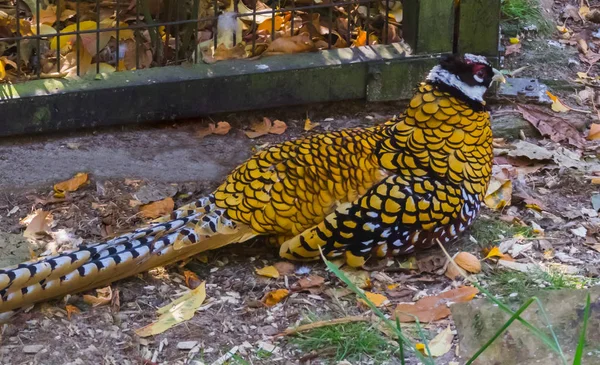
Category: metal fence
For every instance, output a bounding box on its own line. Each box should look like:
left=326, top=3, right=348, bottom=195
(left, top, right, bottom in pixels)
left=0, top=0, right=403, bottom=82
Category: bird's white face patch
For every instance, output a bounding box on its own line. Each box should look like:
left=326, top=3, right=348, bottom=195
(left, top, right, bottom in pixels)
left=464, top=53, right=490, bottom=66
left=426, top=65, right=487, bottom=102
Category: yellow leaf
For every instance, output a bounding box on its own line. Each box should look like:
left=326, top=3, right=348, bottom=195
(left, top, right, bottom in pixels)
left=484, top=177, right=512, bottom=210
left=304, top=118, right=320, bottom=131
left=256, top=265, right=280, bottom=278
left=589, top=123, right=600, bottom=140
left=592, top=177, right=600, bottom=185
left=556, top=25, right=570, bottom=34
left=263, top=288, right=289, bottom=306
left=135, top=282, right=206, bottom=337
left=580, top=6, right=590, bottom=19
left=509, top=37, right=519, bottom=44
left=257, top=16, right=284, bottom=33
left=388, top=2, right=403, bottom=22
left=353, top=28, right=367, bottom=47
left=83, top=286, right=113, bottom=307
left=416, top=325, right=454, bottom=357
left=359, top=292, right=389, bottom=307
left=387, top=283, right=399, bottom=290
left=577, top=72, right=589, bottom=79
left=340, top=267, right=371, bottom=289
left=0, top=58, right=6, bottom=81
left=484, top=246, right=503, bottom=260
left=546, top=91, right=571, bottom=113
left=65, top=304, right=80, bottom=320
left=53, top=172, right=89, bottom=196
left=139, top=197, right=175, bottom=219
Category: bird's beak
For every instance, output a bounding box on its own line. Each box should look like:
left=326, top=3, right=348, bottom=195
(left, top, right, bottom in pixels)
left=491, top=68, right=506, bottom=84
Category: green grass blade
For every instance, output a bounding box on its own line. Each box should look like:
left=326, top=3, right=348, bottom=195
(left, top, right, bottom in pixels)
left=471, top=281, right=564, bottom=358
left=321, top=255, right=435, bottom=365
left=465, top=297, right=535, bottom=364
left=573, top=293, right=592, bottom=365
left=396, top=317, right=405, bottom=365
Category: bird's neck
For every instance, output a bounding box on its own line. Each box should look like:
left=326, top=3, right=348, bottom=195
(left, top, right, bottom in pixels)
left=376, top=83, right=494, bottom=198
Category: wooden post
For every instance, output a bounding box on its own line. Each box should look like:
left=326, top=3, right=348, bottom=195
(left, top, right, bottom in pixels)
left=403, top=0, right=455, bottom=54
left=455, top=0, right=501, bottom=57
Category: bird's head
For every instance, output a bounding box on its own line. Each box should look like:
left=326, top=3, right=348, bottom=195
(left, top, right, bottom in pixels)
left=426, top=54, right=506, bottom=105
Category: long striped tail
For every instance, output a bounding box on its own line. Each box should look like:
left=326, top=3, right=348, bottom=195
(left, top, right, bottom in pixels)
left=0, top=196, right=256, bottom=313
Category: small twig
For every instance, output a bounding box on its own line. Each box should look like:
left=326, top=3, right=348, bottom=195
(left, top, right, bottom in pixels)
left=277, top=315, right=369, bottom=337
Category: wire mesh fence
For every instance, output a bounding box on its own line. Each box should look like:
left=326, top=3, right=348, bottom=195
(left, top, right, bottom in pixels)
left=0, top=0, right=404, bottom=83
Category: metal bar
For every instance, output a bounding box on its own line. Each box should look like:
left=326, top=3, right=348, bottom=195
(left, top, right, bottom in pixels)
left=251, top=3, right=256, bottom=55
left=233, top=0, right=238, bottom=46
left=384, top=0, right=390, bottom=44
left=365, top=0, right=370, bottom=45
left=213, top=0, right=218, bottom=50
left=76, top=0, right=81, bottom=75
left=56, top=0, right=60, bottom=73
left=116, top=0, right=121, bottom=70
left=271, top=2, right=275, bottom=41
left=136, top=0, right=140, bottom=69
left=15, top=0, right=21, bottom=78
left=175, top=0, right=180, bottom=64
left=35, top=0, right=41, bottom=78
left=328, top=5, right=333, bottom=49
left=96, top=0, right=100, bottom=73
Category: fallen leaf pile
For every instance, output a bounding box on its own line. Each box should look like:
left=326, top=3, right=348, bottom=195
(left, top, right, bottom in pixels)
left=0, top=0, right=405, bottom=82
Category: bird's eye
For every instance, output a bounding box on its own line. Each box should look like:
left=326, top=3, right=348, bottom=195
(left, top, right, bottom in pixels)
left=476, top=70, right=484, bottom=78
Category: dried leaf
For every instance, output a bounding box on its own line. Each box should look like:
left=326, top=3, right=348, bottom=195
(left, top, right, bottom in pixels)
left=280, top=315, right=368, bottom=336
left=256, top=265, right=280, bottom=278
left=589, top=123, right=600, bottom=140
left=517, top=105, right=585, bottom=148
left=296, top=275, right=325, bottom=289
left=265, top=33, right=315, bottom=54
left=393, top=286, right=478, bottom=323
left=483, top=246, right=504, bottom=260
left=245, top=118, right=287, bottom=138
left=304, top=118, right=320, bottom=131
left=22, top=210, right=51, bottom=239
left=65, top=304, right=80, bottom=320
left=340, top=267, right=371, bottom=289
left=135, top=282, right=206, bottom=337
left=263, top=288, right=289, bottom=306
left=273, top=261, right=295, bottom=275
left=53, top=172, right=89, bottom=196
left=184, top=270, right=203, bottom=289
left=358, top=292, right=389, bottom=307
left=484, top=176, right=512, bottom=210
left=83, top=286, right=113, bottom=307
left=353, top=28, right=367, bottom=46
left=139, top=197, right=175, bottom=219
left=269, top=120, right=287, bottom=135
left=454, top=252, right=481, bottom=273
left=504, top=43, right=521, bottom=56
left=257, top=16, right=284, bottom=33
left=416, top=325, right=453, bottom=357
left=546, top=91, right=571, bottom=113
left=245, top=117, right=272, bottom=138
left=197, top=121, right=231, bottom=138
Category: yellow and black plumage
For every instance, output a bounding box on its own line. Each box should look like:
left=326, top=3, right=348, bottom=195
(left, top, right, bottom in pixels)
left=0, top=54, right=505, bottom=313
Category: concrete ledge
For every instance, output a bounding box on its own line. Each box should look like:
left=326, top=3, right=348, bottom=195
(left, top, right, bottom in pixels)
left=0, top=44, right=446, bottom=137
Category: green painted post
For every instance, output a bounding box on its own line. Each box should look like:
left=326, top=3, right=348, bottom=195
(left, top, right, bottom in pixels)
left=456, top=0, right=501, bottom=57
left=403, top=0, right=455, bottom=54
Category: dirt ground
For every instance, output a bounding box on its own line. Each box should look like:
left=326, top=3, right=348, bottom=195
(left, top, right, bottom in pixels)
left=5, top=1, right=600, bottom=364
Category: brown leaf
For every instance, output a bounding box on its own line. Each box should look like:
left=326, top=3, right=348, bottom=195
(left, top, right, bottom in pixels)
left=265, top=33, right=316, bottom=55
left=393, top=286, right=478, bottom=323
left=295, top=275, right=325, bottom=290
left=245, top=117, right=272, bottom=139
left=273, top=261, right=295, bottom=275
left=197, top=121, right=231, bottom=138
left=184, top=270, right=203, bottom=289
left=269, top=120, right=287, bottom=135
left=65, top=304, right=80, bottom=320
left=504, top=43, right=521, bottom=56
left=517, top=105, right=586, bottom=148
left=139, top=197, right=175, bottom=219
left=589, top=123, right=600, bottom=140
left=53, top=172, right=89, bottom=196
left=83, top=286, right=113, bottom=307
left=22, top=210, right=51, bottom=239
left=454, top=252, right=481, bottom=273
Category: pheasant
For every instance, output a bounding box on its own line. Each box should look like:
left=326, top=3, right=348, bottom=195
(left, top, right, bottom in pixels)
left=0, top=54, right=505, bottom=313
